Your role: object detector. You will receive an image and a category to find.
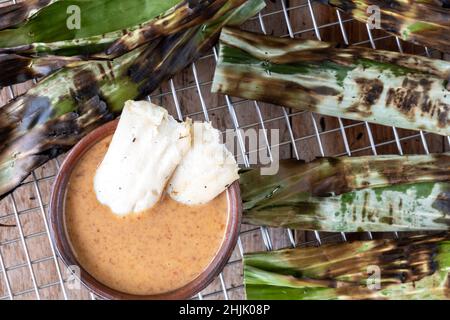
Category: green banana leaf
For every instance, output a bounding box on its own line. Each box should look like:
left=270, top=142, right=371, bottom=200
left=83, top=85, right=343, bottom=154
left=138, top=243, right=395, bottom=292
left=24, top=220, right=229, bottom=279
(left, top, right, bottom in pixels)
left=0, top=0, right=180, bottom=55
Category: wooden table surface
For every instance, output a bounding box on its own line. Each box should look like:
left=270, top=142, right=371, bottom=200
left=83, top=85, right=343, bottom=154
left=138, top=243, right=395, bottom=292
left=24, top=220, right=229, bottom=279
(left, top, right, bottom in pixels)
left=0, top=0, right=448, bottom=300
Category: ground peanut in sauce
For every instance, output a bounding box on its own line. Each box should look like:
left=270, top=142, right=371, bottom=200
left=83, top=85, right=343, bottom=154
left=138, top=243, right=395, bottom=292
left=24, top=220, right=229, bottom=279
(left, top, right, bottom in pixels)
left=65, top=136, right=229, bottom=295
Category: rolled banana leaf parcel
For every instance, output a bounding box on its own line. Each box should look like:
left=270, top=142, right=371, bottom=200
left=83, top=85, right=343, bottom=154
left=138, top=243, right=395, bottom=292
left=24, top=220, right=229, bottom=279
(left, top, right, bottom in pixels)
left=0, top=0, right=179, bottom=87
left=212, top=27, right=450, bottom=136
left=244, top=233, right=450, bottom=300
left=240, top=153, right=450, bottom=232
left=0, top=0, right=266, bottom=199
left=318, top=0, right=450, bottom=54
left=0, top=0, right=244, bottom=87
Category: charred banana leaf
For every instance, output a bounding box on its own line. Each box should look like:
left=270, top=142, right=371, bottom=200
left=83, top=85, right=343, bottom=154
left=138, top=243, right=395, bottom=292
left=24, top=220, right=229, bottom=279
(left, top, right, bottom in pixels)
left=0, top=53, right=86, bottom=87
left=241, top=154, right=450, bottom=232
left=107, top=0, right=244, bottom=56
left=0, top=0, right=265, bottom=199
left=244, top=233, right=450, bottom=300
left=318, top=0, right=450, bottom=53
left=212, top=27, right=450, bottom=136
left=0, top=0, right=57, bottom=30
left=0, top=0, right=239, bottom=87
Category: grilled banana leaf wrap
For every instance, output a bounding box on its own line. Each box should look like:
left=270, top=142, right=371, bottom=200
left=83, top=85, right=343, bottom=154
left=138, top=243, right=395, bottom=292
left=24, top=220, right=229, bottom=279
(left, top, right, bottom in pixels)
left=212, top=27, right=450, bottom=136
left=0, top=0, right=247, bottom=86
left=244, top=233, right=450, bottom=300
left=241, top=153, right=450, bottom=232
left=318, top=0, right=450, bottom=54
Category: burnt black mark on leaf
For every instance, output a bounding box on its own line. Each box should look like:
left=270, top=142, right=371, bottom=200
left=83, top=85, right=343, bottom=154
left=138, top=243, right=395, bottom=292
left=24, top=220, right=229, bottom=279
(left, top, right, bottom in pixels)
left=361, top=181, right=370, bottom=188
left=0, top=54, right=34, bottom=86
left=106, top=61, right=115, bottom=80
left=376, top=155, right=450, bottom=186
left=380, top=215, right=393, bottom=225
left=72, top=69, right=100, bottom=100
left=71, top=69, right=114, bottom=119
left=0, top=94, right=60, bottom=155
left=432, top=190, right=450, bottom=226
left=367, top=206, right=375, bottom=222
left=108, top=0, right=232, bottom=56
left=19, top=96, right=55, bottom=131
left=376, top=241, right=439, bottom=283
left=386, top=203, right=394, bottom=225
left=313, top=86, right=340, bottom=96
left=323, top=155, right=341, bottom=167
left=128, top=29, right=206, bottom=97
left=346, top=78, right=383, bottom=117
left=97, top=63, right=107, bottom=80
left=356, top=78, right=384, bottom=106
left=385, top=76, right=448, bottom=127
left=318, top=0, right=356, bottom=11
left=0, top=0, right=52, bottom=29
left=361, top=191, right=369, bottom=220
left=437, top=106, right=449, bottom=128
left=1, top=54, right=81, bottom=86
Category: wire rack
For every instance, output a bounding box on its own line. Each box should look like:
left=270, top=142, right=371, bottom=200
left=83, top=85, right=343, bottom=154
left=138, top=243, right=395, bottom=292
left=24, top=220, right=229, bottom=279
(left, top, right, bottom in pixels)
left=0, top=0, right=449, bottom=300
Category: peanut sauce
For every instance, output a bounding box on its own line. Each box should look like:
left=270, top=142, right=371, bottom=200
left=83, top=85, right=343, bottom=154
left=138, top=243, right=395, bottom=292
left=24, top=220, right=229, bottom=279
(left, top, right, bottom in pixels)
left=65, top=136, right=229, bottom=295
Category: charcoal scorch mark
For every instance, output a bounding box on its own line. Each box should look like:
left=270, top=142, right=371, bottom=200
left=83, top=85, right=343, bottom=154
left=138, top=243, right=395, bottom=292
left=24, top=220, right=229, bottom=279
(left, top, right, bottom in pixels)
left=346, top=78, right=383, bottom=116
left=385, top=77, right=449, bottom=127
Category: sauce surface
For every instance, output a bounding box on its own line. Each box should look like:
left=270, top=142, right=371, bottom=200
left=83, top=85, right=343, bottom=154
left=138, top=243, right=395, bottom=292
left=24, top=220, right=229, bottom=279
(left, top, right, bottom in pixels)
left=65, top=136, right=229, bottom=295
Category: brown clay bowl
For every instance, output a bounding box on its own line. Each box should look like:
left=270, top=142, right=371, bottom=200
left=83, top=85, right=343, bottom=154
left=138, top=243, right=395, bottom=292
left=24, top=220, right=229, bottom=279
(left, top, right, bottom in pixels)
left=49, top=119, right=242, bottom=300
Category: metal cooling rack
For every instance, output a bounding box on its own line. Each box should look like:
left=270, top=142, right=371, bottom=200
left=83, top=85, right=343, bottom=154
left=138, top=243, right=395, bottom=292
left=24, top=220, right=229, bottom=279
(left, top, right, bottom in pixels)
left=0, top=0, right=449, bottom=300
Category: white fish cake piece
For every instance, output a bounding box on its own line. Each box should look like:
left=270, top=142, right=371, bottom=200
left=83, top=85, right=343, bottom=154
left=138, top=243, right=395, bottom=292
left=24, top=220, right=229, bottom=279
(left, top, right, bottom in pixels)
left=94, top=100, right=191, bottom=215
left=167, top=122, right=239, bottom=205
